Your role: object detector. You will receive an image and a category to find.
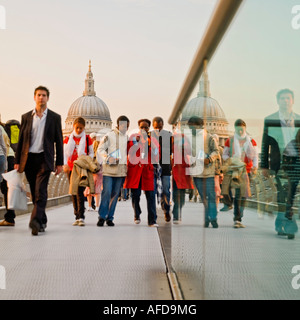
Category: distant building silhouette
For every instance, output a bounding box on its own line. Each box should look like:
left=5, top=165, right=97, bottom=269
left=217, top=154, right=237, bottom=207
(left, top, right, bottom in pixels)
left=63, top=61, right=112, bottom=136
left=179, top=65, right=229, bottom=146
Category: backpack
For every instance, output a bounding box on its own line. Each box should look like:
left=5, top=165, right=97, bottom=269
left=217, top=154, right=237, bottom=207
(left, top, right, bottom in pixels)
left=4, top=120, right=20, bottom=153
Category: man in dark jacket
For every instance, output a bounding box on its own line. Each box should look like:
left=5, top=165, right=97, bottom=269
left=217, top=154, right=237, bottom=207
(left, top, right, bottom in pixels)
left=15, top=86, right=63, bottom=235
left=261, top=88, right=300, bottom=239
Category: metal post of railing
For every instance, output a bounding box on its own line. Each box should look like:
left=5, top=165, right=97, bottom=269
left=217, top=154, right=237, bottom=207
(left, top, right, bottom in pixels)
left=168, top=0, right=244, bottom=125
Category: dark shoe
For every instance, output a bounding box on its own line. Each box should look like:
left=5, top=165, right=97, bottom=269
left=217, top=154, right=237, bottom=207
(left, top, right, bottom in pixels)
left=97, top=218, right=105, bottom=227
left=288, top=234, right=295, bottom=240
left=164, top=212, right=171, bottom=222
left=278, top=232, right=287, bottom=236
left=204, top=221, right=210, bottom=228
left=91, top=204, right=96, bottom=210
left=220, top=205, right=233, bottom=212
left=29, top=220, right=40, bottom=236
left=211, top=220, right=219, bottom=228
left=106, top=220, right=115, bottom=227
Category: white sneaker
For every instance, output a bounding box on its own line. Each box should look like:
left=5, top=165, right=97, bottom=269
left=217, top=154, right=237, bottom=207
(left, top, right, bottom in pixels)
left=87, top=207, right=93, bottom=211
left=73, top=219, right=80, bottom=226
left=78, top=219, right=85, bottom=226
left=95, top=207, right=99, bottom=212
left=234, top=221, right=245, bottom=228
left=148, top=223, right=159, bottom=227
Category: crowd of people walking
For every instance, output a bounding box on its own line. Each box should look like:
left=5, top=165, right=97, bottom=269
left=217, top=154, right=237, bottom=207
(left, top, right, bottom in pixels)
left=0, top=86, right=299, bottom=240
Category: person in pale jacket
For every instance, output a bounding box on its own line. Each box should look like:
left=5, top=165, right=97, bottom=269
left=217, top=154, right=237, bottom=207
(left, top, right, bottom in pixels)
left=96, top=115, right=130, bottom=227
left=187, top=116, right=220, bottom=228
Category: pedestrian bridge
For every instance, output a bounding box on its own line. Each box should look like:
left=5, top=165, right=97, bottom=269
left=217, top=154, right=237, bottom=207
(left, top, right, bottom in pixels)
left=0, top=194, right=299, bottom=300
left=1, top=0, right=300, bottom=300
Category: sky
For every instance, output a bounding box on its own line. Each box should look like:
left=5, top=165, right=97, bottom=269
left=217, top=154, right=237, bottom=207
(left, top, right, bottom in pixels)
left=0, top=0, right=217, bottom=131
left=1, top=0, right=300, bottom=148
left=202, top=0, right=300, bottom=146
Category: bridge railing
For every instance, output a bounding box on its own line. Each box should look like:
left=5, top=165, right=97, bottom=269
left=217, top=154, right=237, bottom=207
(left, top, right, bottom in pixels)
left=247, top=170, right=300, bottom=218
left=0, top=172, right=71, bottom=217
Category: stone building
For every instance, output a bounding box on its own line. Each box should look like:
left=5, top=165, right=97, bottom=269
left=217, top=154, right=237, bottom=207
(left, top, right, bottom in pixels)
left=179, top=67, right=230, bottom=146
left=63, top=61, right=112, bottom=136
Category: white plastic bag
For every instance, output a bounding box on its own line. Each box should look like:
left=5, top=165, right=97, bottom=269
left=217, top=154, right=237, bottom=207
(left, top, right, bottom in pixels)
left=2, top=170, right=28, bottom=211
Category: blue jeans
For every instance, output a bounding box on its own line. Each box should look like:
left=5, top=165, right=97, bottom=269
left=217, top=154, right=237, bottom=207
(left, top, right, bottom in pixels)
left=172, top=179, right=186, bottom=221
left=161, top=175, right=171, bottom=214
left=98, top=176, right=125, bottom=221
left=193, top=177, right=217, bottom=222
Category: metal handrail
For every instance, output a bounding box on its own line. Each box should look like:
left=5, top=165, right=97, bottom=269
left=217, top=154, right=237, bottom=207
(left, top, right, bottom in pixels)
left=168, top=0, right=244, bottom=125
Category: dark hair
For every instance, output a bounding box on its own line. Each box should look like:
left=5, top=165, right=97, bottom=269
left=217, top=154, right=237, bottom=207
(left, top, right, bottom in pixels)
left=187, top=116, right=204, bottom=127
left=277, top=89, right=294, bottom=101
left=117, top=115, right=130, bottom=125
left=34, top=86, right=50, bottom=97
left=138, top=119, right=151, bottom=127
left=152, top=116, right=164, bottom=125
left=73, top=117, right=86, bottom=127
left=234, top=119, right=246, bottom=127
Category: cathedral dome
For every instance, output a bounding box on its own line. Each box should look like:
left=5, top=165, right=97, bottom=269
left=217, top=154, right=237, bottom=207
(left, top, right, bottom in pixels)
left=181, top=96, right=226, bottom=122
left=64, top=61, right=112, bottom=136
left=179, top=64, right=229, bottom=146
left=67, top=96, right=111, bottom=121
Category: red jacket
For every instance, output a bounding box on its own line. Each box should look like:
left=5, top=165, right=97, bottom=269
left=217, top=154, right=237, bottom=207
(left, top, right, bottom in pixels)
left=124, top=133, right=159, bottom=191
left=172, top=133, right=194, bottom=189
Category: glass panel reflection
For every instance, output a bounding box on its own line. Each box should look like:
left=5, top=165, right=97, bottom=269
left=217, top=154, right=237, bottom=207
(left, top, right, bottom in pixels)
left=171, top=0, right=300, bottom=300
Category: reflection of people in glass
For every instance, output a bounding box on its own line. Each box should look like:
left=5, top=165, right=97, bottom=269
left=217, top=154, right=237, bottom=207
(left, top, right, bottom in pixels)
left=187, top=116, right=220, bottom=228
left=222, top=119, right=258, bottom=228
left=211, top=134, right=223, bottom=212
left=151, top=117, right=173, bottom=222
left=283, top=129, right=300, bottom=214
left=261, top=89, right=300, bottom=239
left=172, top=123, right=194, bottom=224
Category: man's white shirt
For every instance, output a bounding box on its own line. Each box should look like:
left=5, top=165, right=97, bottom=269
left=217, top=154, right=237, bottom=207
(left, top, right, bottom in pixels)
left=29, top=108, right=48, bottom=153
